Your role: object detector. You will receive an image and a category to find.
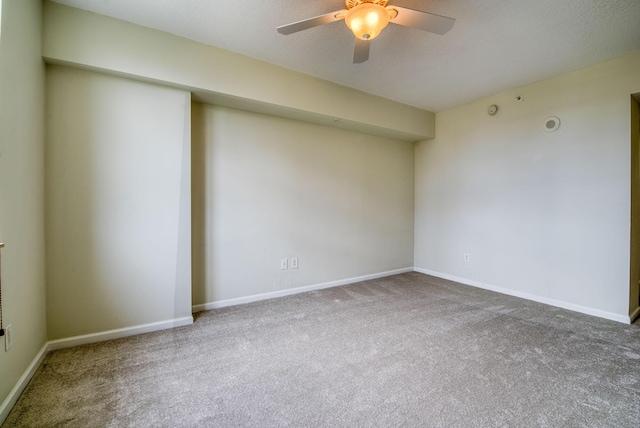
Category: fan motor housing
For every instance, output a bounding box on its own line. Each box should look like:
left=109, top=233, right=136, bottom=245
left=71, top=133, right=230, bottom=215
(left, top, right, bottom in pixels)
left=346, top=0, right=388, bottom=9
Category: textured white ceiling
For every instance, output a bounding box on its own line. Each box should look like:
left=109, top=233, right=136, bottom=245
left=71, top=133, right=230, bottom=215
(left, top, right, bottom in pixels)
left=49, top=0, right=640, bottom=112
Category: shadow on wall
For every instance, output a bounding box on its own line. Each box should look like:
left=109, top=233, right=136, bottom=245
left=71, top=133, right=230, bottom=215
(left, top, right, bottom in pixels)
left=191, top=102, right=208, bottom=308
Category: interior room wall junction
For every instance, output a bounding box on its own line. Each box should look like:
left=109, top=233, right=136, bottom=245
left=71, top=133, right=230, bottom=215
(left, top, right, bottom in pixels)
left=45, top=66, right=192, bottom=339
left=0, top=0, right=47, bottom=415
left=192, top=104, right=415, bottom=307
left=415, top=51, right=640, bottom=322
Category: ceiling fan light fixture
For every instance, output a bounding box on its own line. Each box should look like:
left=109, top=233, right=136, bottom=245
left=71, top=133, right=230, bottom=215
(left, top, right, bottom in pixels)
left=276, top=0, right=455, bottom=63
left=345, top=3, right=390, bottom=40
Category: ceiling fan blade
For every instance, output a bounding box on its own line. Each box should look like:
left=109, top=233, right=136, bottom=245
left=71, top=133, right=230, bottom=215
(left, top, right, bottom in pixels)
left=389, top=6, right=455, bottom=35
left=277, top=10, right=346, bottom=35
left=353, top=38, right=370, bottom=63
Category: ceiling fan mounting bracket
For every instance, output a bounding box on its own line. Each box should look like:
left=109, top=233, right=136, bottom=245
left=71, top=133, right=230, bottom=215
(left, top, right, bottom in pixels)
left=346, top=0, right=388, bottom=10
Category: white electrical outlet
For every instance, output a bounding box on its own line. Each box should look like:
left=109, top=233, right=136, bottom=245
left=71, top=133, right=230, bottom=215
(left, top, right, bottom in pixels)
left=464, top=253, right=470, bottom=262
left=5, top=325, right=12, bottom=351
left=280, top=258, right=288, bottom=270
left=291, top=257, right=298, bottom=269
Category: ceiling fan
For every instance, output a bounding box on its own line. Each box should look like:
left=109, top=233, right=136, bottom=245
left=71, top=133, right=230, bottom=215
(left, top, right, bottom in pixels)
left=277, top=0, right=455, bottom=63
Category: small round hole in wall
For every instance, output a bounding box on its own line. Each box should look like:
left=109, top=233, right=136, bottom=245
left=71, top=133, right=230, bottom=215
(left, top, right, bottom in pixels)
left=488, top=104, right=499, bottom=116
left=543, top=116, right=560, bottom=133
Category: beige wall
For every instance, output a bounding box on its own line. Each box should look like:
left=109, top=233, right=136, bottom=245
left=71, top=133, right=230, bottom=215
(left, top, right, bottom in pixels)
left=631, top=95, right=640, bottom=316
left=192, top=104, right=414, bottom=305
left=415, top=52, right=640, bottom=320
left=0, top=0, right=47, bottom=411
left=46, top=66, right=192, bottom=339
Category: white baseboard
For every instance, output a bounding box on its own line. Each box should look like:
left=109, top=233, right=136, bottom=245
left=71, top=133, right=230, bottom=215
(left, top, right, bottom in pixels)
left=1, top=316, right=194, bottom=424
left=414, top=267, right=632, bottom=324
left=47, top=316, right=194, bottom=351
left=3, top=270, right=413, bottom=422
left=0, top=342, right=48, bottom=425
left=3, top=269, right=415, bottom=422
left=192, top=267, right=414, bottom=312
left=0, top=269, right=634, bottom=426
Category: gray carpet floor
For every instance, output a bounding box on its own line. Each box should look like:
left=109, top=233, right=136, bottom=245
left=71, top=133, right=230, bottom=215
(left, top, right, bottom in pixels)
left=3, top=272, right=640, bottom=427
